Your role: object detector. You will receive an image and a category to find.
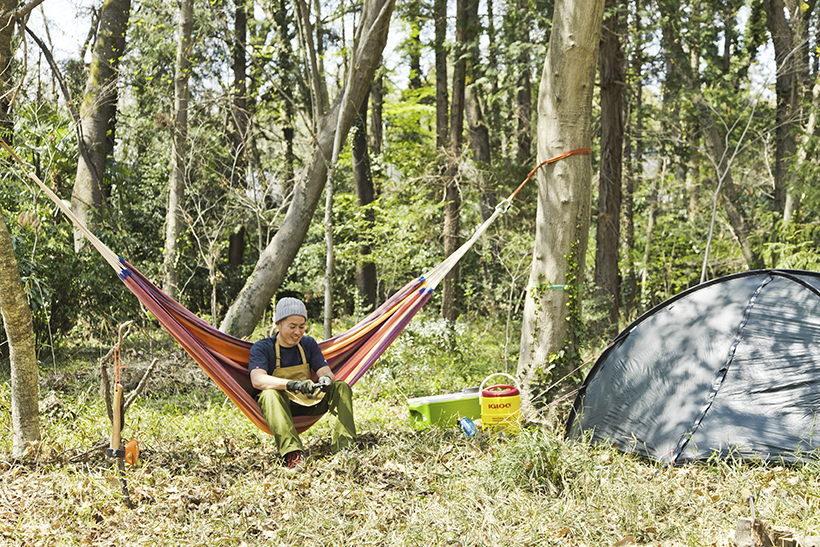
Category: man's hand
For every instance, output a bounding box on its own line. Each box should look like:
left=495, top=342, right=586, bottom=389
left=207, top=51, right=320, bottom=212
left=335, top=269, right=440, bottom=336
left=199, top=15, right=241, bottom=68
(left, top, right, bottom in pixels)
left=287, top=379, right=316, bottom=394
left=317, top=375, right=333, bottom=392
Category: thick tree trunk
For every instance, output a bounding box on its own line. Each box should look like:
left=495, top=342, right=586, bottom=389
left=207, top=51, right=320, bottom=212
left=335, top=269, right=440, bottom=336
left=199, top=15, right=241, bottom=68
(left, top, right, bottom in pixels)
left=594, top=0, right=625, bottom=337
left=71, top=0, right=131, bottom=251
left=220, top=0, right=395, bottom=337
left=0, top=216, right=41, bottom=458
left=517, top=0, right=604, bottom=396
left=0, top=3, right=40, bottom=457
left=353, top=96, right=377, bottom=310
left=162, top=0, right=194, bottom=298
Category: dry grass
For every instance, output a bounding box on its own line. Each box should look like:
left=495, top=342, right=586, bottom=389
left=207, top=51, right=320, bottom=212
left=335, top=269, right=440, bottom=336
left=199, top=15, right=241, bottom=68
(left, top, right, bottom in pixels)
left=2, top=353, right=820, bottom=546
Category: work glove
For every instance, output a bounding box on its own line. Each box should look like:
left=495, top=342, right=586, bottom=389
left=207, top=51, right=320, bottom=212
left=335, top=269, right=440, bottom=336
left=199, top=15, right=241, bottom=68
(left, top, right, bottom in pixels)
left=317, top=375, right=333, bottom=392
left=287, top=379, right=316, bottom=394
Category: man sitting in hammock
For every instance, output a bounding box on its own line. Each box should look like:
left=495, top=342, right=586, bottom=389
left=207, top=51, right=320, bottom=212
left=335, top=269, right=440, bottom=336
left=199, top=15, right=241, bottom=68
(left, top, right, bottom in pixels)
left=249, top=298, right=356, bottom=470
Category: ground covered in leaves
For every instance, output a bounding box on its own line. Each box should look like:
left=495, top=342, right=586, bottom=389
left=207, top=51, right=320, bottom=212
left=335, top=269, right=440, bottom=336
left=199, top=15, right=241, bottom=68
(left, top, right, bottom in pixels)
left=2, top=347, right=820, bottom=546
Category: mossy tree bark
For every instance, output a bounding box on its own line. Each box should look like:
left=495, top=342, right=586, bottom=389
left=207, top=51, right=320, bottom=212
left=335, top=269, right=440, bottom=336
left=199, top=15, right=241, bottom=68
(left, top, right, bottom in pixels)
left=0, top=215, right=41, bottom=458
left=71, top=0, right=132, bottom=251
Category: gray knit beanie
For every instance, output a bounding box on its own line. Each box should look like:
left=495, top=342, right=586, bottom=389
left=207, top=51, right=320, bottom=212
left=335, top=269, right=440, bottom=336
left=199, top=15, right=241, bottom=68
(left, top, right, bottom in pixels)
left=275, top=297, right=308, bottom=323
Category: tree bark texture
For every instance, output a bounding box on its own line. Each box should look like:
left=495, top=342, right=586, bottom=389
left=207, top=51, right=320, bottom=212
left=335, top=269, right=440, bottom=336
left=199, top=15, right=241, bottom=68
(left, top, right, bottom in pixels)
left=763, top=0, right=814, bottom=225
left=352, top=95, right=377, bottom=310
left=71, top=0, right=131, bottom=251
left=162, top=0, right=194, bottom=298
left=229, top=0, right=249, bottom=266
left=0, top=215, right=41, bottom=457
left=594, top=0, right=625, bottom=336
left=369, top=73, right=384, bottom=156
left=441, top=0, right=476, bottom=321
left=0, top=0, right=15, bottom=137
left=515, top=0, right=532, bottom=163
left=434, top=0, right=448, bottom=150
left=220, top=0, right=395, bottom=338
left=517, top=0, right=604, bottom=393
left=275, top=0, right=296, bottom=192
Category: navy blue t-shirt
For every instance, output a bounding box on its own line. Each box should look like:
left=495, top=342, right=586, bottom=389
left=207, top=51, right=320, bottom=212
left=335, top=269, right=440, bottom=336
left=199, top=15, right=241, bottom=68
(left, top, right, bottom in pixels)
left=248, top=333, right=328, bottom=377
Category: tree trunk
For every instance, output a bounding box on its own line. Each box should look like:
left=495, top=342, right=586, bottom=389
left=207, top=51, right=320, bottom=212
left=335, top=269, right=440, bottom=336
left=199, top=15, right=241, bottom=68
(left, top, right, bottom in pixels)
left=434, top=0, right=448, bottom=150
left=763, top=0, right=813, bottom=224
left=369, top=72, right=384, bottom=156
left=442, top=0, right=475, bottom=321
left=275, top=0, right=296, bottom=193
left=71, top=0, right=131, bottom=251
left=229, top=0, right=249, bottom=267
left=353, top=95, right=377, bottom=310
left=517, top=0, right=604, bottom=397
left=220, top=0, right=396, bottom=338
left=593, top=0, right=624, bottom=337
left=0, top=2, right=40, bottom=457
left=621, top=0, right=643, bottom=319
left=0, top=0, right=14, bottom=138
left=0, top=215, right=41, bottom=458
left=162, top=0, right=194, bottom=298
left=515, top=0, right=532, bottom=163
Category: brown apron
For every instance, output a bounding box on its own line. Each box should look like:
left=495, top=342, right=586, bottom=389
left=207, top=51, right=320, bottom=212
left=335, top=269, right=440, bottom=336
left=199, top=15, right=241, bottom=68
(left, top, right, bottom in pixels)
left=272, top=336, right=326, bottom=407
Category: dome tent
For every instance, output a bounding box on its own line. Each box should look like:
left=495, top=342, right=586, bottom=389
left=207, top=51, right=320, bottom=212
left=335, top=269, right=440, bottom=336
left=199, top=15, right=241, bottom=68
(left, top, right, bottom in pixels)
left=565, top=270, right=820, bottom=464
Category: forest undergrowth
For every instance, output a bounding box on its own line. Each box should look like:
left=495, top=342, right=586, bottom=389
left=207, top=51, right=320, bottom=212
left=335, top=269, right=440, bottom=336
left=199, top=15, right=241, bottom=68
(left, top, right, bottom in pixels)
left=2, top=323, right=820, bottom=547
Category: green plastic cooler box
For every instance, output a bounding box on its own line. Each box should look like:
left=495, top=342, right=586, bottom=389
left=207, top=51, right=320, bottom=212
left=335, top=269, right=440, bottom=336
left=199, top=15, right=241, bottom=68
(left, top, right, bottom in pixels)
left=407, top=387, right=480, bottom=426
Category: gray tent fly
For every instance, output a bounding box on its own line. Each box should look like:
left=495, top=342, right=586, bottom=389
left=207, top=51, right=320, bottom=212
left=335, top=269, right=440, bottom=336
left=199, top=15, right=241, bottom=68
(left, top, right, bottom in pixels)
left=566, top=270, right=820, bottom=464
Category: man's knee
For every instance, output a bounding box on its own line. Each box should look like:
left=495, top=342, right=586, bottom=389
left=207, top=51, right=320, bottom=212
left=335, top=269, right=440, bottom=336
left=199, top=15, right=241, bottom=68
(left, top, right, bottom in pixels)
left=257, top=389, right=291, bottom=412
left=331, top=381, right=352, bottom=397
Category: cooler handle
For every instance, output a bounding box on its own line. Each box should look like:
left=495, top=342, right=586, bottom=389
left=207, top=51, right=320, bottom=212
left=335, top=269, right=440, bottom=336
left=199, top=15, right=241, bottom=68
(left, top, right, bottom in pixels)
left=479, top=373, right=520, bottom=403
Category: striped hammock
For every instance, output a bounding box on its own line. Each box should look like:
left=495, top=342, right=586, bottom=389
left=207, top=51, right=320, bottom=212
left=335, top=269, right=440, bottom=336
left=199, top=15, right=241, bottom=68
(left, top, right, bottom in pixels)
left=4, top=140, right=588, bottom=434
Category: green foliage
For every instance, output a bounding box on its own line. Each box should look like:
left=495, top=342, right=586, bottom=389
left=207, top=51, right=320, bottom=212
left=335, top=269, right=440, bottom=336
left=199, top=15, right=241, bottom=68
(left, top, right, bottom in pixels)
left=361, top=311, right=517, bottom=401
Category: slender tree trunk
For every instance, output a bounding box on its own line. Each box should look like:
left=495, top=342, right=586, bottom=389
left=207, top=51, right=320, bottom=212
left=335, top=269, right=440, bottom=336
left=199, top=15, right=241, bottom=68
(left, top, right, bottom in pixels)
left=763, top=0, right=815, bottom=226
left=466, top=86, right=493, bottom=220
left=406, top=0, right=423, bottom=90
left=594, top=0, right=624, bottom=337
left=763, top=0, right=813, bottom=224
left=515, top=0, right=532, bottom=163
left=370, top=72, right=384, bottom=156
left=695, top=94, right=765, bottom=270
left=229, top=0, right=249, bottom=266
left=71, top=0, right=131, bottom=251
left=275, top=0, right=296, bottom=192
left=621, top=0, right=642, bottom=319
left=517, top=0, right=604, bottom=397
left=640, top=175, right=658, bottom=306
left=442, top=0, right=474, bottom=321
left=353, top=95, right=377, bottom=310
left=162, top=0, right=194, bottom=298
left=220, top=0, right=396, bottom=337
left=434, top=0, right=448, bottom=150
left=0, top=215, right=41, bottom=458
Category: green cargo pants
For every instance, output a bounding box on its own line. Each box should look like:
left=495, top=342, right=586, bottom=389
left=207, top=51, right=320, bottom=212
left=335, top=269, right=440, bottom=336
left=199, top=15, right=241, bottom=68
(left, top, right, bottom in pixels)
left=256, top=381, right=356, bottom=456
